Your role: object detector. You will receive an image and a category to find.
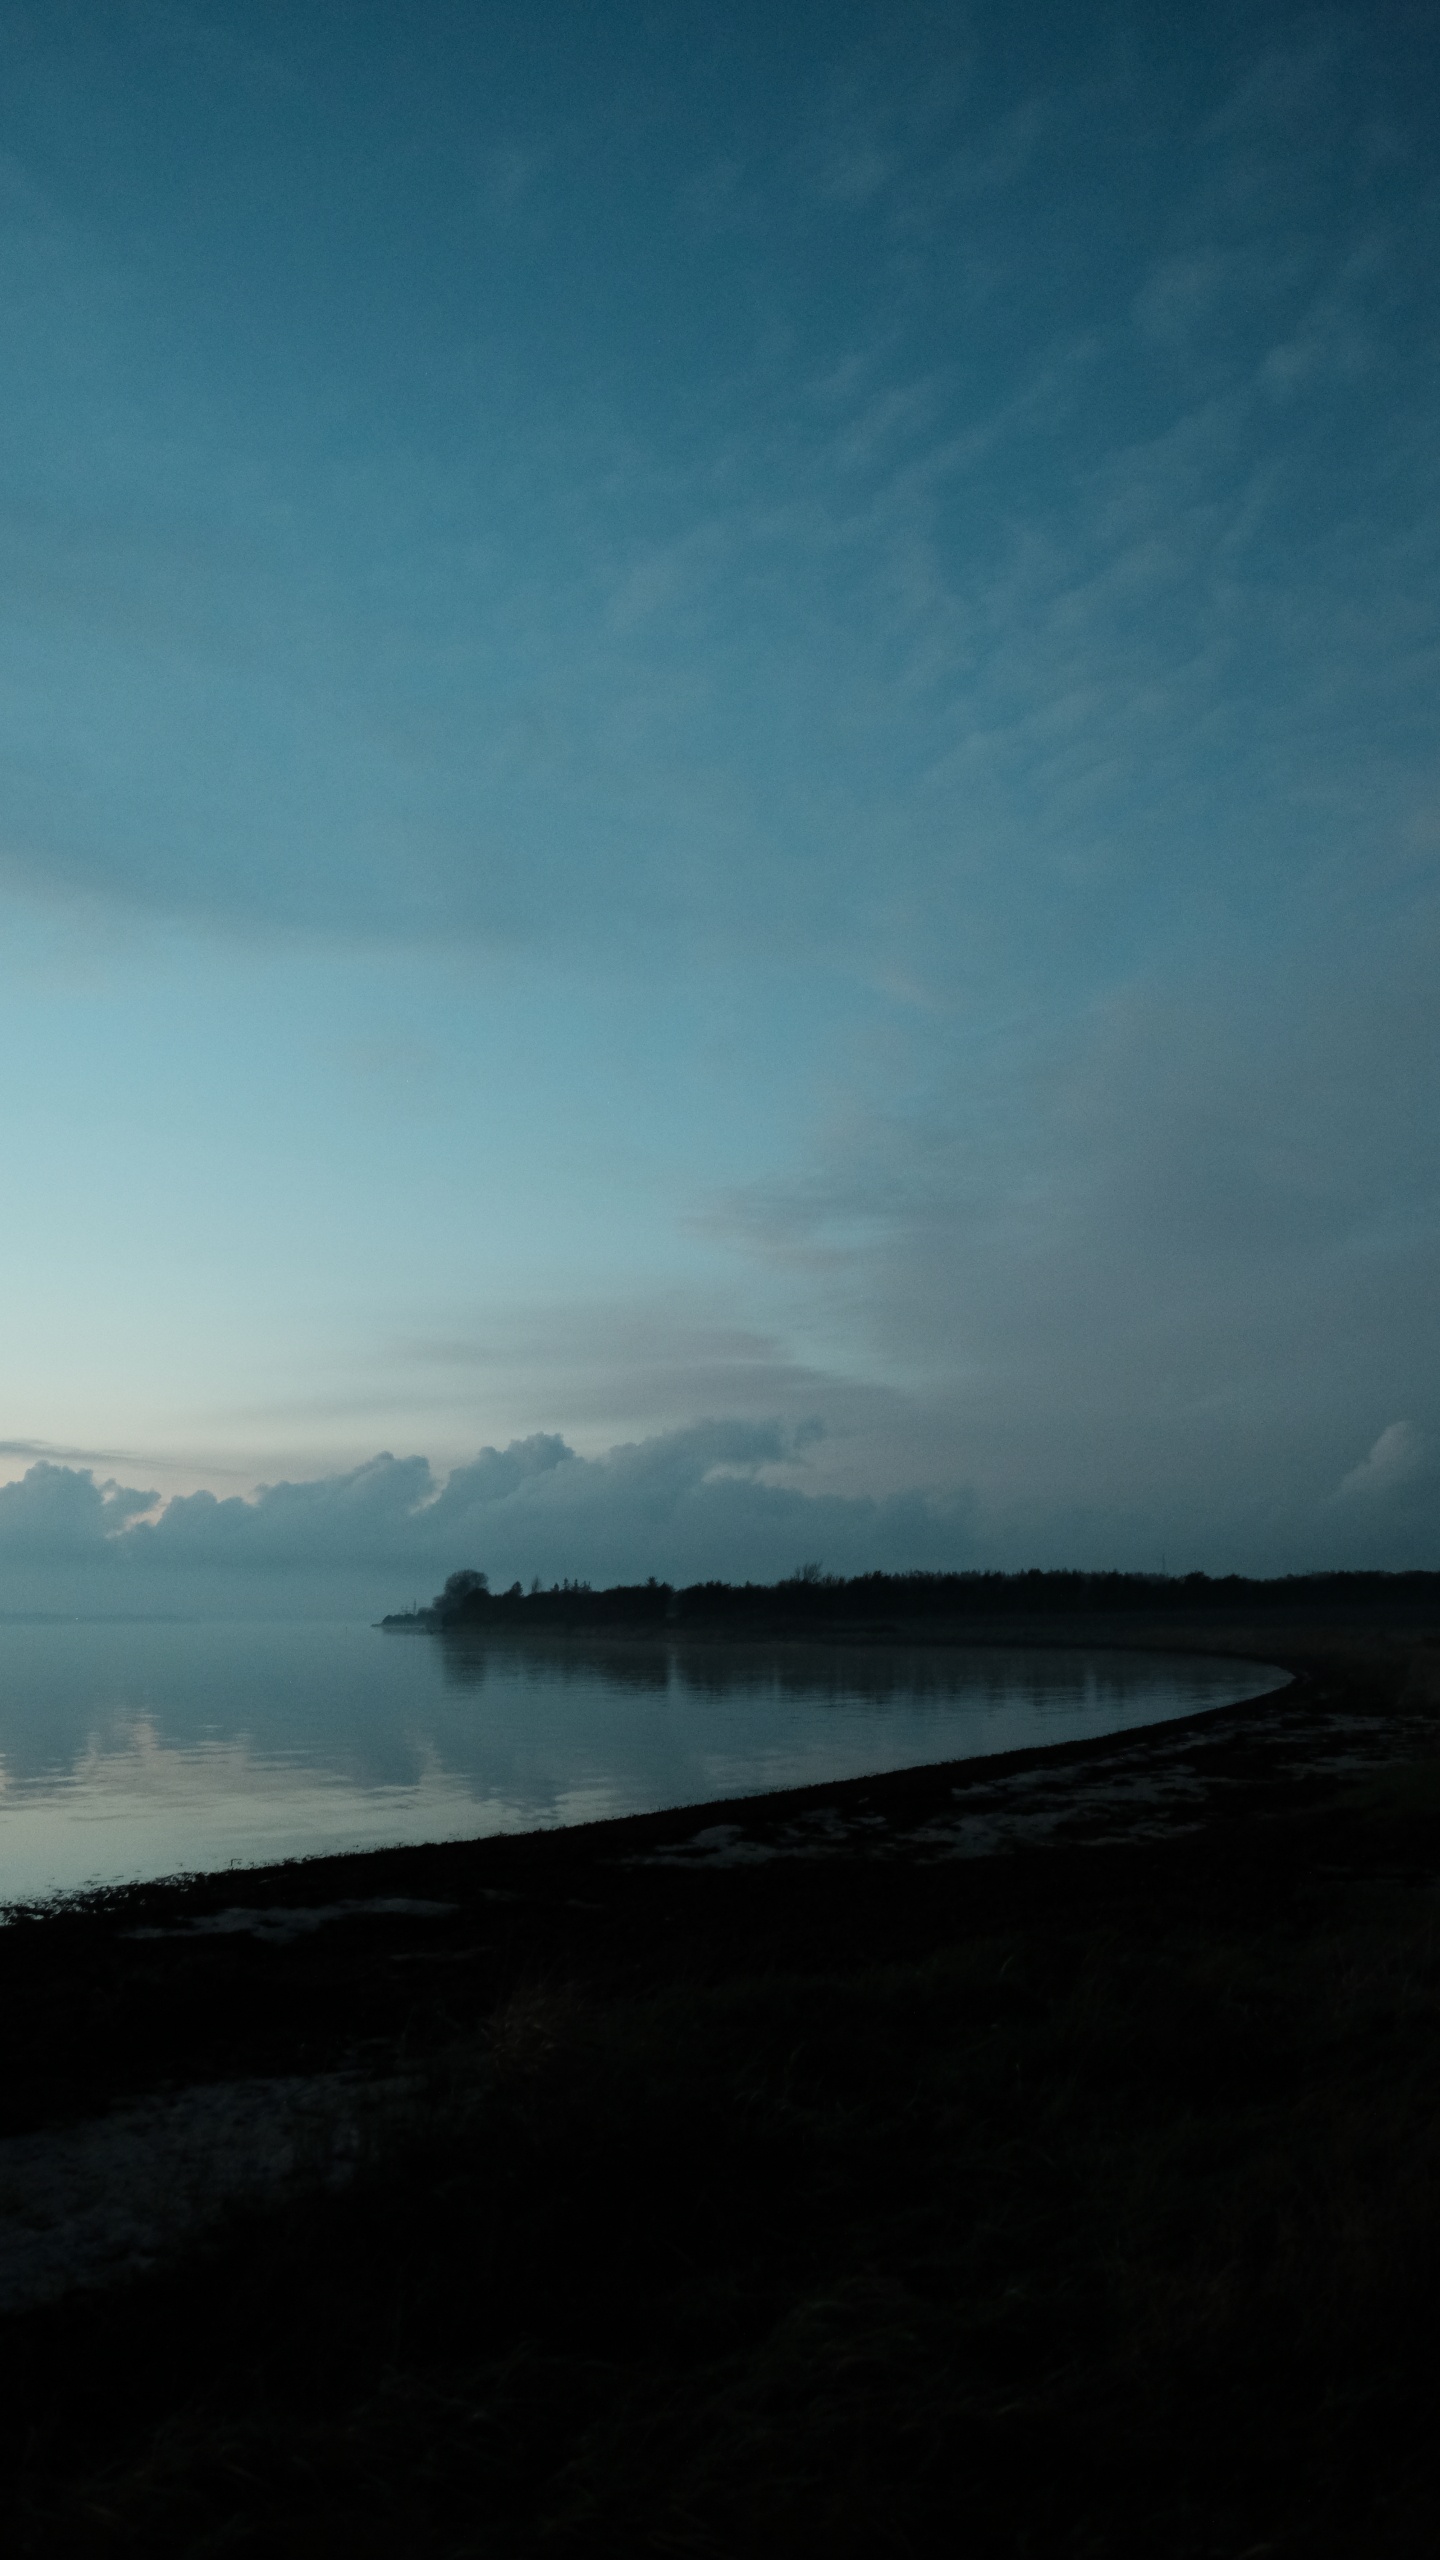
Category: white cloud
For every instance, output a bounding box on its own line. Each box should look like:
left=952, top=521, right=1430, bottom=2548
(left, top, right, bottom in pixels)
left=1335, top=1421, right=1426, bottom=1503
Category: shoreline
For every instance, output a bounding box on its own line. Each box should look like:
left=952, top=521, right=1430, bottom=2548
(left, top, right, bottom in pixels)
left=0, top=1610, right=1426, bottom=2105
left=3, top=1607, right=1439, bottom=2552
left=0, top=1616, right=1294, bottom=1929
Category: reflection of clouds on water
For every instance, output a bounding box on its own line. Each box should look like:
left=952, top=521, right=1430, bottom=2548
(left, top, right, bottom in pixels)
left=60, top=1716, right=438, bottom=1807
left=0, top=1621, right=1288, bottom=1902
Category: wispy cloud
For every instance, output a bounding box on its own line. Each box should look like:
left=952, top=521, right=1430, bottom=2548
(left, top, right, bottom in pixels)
left=701, top=900, right=1440, bottom=1565
left=2, top=8, right=1430, bottom=972
left=1, top=8, right=1436, bottom=1575
left=0, top=1437, right=130, bottom=1465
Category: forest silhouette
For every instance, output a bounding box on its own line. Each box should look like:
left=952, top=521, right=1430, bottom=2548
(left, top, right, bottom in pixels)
left=386, top=1564, right=1440, bottom=1633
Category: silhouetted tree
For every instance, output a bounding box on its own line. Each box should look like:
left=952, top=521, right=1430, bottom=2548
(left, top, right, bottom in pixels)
left=433, top=1568, right=488, bottom=1620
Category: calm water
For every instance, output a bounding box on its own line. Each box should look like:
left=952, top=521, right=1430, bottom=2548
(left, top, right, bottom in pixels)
left=0, top=1618, right=1291, bottom=1903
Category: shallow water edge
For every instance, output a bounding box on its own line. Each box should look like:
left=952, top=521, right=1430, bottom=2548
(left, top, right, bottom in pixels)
left=0, top=1617, right=1290, bottom=1904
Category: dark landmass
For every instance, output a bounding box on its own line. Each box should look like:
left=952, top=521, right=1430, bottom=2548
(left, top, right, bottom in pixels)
left=384, top=1561, right=1440, bottom=1633
left=3, top=1606, right=1440, bottom=2554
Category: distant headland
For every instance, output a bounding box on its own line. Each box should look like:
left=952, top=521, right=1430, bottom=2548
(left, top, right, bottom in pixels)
left=382, top=1563, right=1440, bottom=1633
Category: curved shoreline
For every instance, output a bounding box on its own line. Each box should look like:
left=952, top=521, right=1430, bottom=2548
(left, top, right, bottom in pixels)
left=0, top=1613, right=1427, bottom=2159
left=5, top=1610, right=1413, bottom=1929
left=0, top=1624, right=1290, bottom=1919
left=2, top=1606, right=1439, bottom=2553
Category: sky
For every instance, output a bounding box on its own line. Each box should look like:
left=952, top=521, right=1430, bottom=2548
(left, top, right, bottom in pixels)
left=2, top=0, right=1438, bottom=1610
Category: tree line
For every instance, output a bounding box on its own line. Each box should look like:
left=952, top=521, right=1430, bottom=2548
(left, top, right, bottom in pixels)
left=380, top=1563, right=1440, bottom=1631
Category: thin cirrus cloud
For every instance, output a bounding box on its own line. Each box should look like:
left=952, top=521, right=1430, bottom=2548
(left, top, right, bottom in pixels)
left=0, top=1438, right=131, bottom=1464
left=0, top=5, right=1436, bottom=1580
left=0, top=7, right=1430, bottom=973
left=381, top=1303, right=909, bottom=1444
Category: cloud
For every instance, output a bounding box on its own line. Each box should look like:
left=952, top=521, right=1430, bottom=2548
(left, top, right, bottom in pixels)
left=382, top=1298, right=909, bottom=1442
left=0, top=1462, right=157, bottom=1556
left=2, top=7, right=1430, bottom=983
left=0, top=1425, right=976, bottom=1614
left=701, top=898, right=1440, bottom=1570
left=0, top=1438, right=129, bottom=1463
left=1335, top=1422, right=1428, bottom=1504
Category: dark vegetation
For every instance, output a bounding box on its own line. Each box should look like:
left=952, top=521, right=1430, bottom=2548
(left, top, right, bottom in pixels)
left=3, top=1626, right=1440, bottom=2553
left=388, top=1562, right=1440, bottom=1631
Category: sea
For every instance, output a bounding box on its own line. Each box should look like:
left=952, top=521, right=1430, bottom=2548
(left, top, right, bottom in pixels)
left=0, top=1616, right=1291, bottom=1905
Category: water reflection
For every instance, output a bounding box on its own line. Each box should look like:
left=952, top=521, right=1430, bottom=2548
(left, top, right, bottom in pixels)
left=436, top=1629, right=1259, bottom=1711
left=0, top=1619, right=1290, bottom=1904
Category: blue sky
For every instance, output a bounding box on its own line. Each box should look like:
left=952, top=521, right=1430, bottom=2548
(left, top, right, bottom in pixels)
left=2, top=0, right=1438, bottom=1602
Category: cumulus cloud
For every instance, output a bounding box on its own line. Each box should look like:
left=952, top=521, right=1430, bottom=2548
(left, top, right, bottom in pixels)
left=1335, top=1422, right=1428, bottom=1504
left=0, top=1462, right=157, bottom=1556
left=0, top=1423, right=976, bottom=1616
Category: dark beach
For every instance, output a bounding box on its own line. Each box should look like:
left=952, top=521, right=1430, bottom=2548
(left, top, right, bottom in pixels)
left=3, top=1605, right=1439, bottom=2555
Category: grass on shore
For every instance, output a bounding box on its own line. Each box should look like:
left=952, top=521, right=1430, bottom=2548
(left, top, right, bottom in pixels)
left=7, top=1786, right=1440, bottom=2556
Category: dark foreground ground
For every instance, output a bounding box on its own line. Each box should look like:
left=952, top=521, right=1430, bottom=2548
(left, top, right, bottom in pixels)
left=3, top=1611, right=1440, bottom=2555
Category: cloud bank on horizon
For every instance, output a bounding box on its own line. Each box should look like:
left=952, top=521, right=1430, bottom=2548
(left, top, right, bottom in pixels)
left=0, top=1412, right=1431, bottom=1619
left=0, top=1426, right=975, bottom=1616
left=1, top=2, right=1437, bottom=1583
